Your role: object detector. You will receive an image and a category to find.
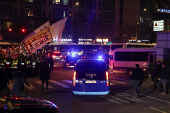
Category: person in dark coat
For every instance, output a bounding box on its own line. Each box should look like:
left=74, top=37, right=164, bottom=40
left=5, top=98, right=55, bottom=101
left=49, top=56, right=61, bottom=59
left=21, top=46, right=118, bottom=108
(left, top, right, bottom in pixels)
left=153, top=61, right=162, bottom=89
left=11, top=68, right=30, bottom=96
left=0, top=66, right=9, bottom=95
left=49, top=56, right=54, bottom=72
left=157, top=63, right=169, bottom=94
left=40, top=61, right=51, bottom=91
left=131, top=64, right=145, bottom=98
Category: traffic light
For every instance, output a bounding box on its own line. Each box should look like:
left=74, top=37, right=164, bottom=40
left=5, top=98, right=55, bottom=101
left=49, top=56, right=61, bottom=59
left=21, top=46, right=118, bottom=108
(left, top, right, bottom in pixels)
left=21, top=28, right=25, bottom=32
left=8, top=28, right=12, bottom=32
left=166, top=26, right=170, bottom=29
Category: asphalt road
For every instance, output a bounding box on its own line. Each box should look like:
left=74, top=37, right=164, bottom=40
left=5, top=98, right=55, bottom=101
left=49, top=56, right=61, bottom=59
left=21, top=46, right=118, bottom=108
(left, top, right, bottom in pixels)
left=6, top=62, right=170, bottom=113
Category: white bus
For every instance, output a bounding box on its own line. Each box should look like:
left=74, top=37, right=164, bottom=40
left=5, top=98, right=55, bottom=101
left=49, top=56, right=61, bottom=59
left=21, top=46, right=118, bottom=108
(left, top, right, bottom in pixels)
left=109, top=48, right=156, bottom=75
left=110, top=43, right=156, bottom=51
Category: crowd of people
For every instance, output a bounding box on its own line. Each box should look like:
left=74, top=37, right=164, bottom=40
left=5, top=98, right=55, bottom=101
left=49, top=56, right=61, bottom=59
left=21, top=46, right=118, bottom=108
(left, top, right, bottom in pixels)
left=0, top=52, right=54, bottom=96
left=129, top=61, right=170, bottom=98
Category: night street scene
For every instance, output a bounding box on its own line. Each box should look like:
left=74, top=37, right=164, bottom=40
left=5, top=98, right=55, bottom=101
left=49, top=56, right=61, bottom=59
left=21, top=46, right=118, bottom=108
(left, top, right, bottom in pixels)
left=1, top=0, right=170, bottom=113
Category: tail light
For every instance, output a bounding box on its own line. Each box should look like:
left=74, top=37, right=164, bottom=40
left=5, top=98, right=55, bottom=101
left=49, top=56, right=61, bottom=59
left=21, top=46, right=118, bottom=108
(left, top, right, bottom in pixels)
left=60, top=55, right=63, bottom=58
left=74, top=63, right=77, bottom=65
left=52, top=55, right=55, bottom=59
left=73, top=71, right=76, bottom=86
left=106, top=71, right=109, bottom=86
left=54, top=51, right=60, bottom=54
left=66, top=63, right=69, bottom=65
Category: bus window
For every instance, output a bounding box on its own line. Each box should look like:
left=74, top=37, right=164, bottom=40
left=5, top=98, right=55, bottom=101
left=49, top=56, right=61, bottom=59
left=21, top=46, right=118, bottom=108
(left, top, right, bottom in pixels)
left=111, top=45, right=123, bottom=50
left=115, top=52, right=131, bottom=61
left=132, top=52, right=148, bottom=61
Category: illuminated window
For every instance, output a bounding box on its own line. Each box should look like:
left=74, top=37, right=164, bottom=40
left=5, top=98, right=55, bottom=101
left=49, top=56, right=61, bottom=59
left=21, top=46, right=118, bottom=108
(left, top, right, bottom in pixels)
left=155, top=4, right=158, bottom=8
left=53, top=0, right=60, bottom=4
left=62, top=0, right=68, bottom=5
left=63, top=11, right=66, bottom=18
left=4, top=21, right=13, bottom=28
left=25, top=6, right=33, bottom=16
left=25, top=0, right=33, bottom=2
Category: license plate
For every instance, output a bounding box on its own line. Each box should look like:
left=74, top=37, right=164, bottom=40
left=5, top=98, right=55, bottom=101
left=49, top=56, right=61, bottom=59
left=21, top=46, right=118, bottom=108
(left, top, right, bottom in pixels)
left=70, top=66, right=74, bottom=67
left=85, top=80, right=97, bottom=83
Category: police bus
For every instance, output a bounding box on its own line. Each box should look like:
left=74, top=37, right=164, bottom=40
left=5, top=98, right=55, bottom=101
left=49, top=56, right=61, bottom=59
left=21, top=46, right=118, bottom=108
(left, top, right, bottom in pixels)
left=109, top=43, right=156, bottom=51
left=109, top=48, right=156, bottom=76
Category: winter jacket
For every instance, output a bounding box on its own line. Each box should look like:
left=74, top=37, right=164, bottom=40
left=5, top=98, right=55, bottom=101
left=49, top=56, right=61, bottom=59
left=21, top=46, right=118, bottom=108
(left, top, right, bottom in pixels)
left=154, top=64, right=162, bottom=78
left=160, top=67, right=169, bottom=80
left=40, top=64, right=51, bottom=80
left=131, top=69, right=145, bottom=81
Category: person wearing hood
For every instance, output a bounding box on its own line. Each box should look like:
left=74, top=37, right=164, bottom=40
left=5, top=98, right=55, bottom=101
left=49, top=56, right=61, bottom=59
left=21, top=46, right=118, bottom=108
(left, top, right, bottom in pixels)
left=153, top=60, right=162, bottom=89
left=11, top=68, right=30, bottom=96
left=157, top=63, right=170, bottom=94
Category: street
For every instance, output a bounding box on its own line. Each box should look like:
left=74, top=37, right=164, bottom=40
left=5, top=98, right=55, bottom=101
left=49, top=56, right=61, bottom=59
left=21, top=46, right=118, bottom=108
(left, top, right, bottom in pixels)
left=6, top=62, right=170, bottom=113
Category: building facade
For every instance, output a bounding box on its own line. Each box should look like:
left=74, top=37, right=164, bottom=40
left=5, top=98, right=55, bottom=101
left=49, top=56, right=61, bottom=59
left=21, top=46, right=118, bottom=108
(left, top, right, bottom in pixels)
left=139, top=0, right=170, bottom=43
left=0, top=0, right=142, bottom=44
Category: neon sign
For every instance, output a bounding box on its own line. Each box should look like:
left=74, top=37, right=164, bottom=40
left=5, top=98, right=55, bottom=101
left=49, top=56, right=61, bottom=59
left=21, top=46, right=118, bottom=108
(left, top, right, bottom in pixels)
left=157, top=9, right=170, bottom=13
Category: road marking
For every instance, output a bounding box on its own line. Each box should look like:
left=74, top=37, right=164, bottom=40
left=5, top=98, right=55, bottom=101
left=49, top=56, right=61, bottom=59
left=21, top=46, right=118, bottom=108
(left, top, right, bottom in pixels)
left=7, top=82, right=13, bottom=90
left=110, top=80, right=127, bottom=85
left=116, top=93, right=130, bottom=97
left=123, top=97, right=142, bottom=103
left=49, top=80, right=70, bottom=88
left=143, top=95, right=170, bottom=104
left=34, top=81, right=53, bottom=89
left=63, top=80, right=72, bottom=84
left=107, top=98, right=123, bottom=105
left=24, top=84, right=34, bottom=90
left=149, top=107, right=168, bottom=113
left=110, top=96, right=130, bottom=104
left=110, top=76, right=124, bottom=81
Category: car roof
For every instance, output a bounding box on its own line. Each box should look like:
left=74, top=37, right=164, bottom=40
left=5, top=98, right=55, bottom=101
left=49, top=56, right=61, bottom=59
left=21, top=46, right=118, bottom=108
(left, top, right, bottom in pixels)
left=77, top=59, right=105, bottom=63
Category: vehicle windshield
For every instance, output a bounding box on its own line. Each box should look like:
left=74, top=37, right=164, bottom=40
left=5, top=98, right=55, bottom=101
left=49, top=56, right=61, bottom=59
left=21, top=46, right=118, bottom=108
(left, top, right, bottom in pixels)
left=76, top=61, right=107, bottom=80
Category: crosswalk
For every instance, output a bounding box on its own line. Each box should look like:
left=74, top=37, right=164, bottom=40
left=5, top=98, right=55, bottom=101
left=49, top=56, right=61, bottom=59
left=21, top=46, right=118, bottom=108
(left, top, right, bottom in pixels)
left=7, top=76, right=127, bottom=91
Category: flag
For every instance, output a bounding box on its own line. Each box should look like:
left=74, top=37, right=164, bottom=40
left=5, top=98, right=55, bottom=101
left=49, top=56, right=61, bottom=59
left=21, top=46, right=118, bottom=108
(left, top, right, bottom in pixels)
left=52, top=17, right=68, bottom=44
left=17, top=18, right=68, bottom=55
left=21, top=21, right=50, bottom=43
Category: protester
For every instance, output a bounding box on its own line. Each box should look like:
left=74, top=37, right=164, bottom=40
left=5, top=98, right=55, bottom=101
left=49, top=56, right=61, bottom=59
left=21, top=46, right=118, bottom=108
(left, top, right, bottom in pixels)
left=11, top=68, right=30, bottom=96
left=0, top=66, right=9, bottom=95
left=40, top=61, right=51, bottom=91
left=157, top=63, right=169, bottom=94
left=131, top=64, right=145, bottom=98
left=49, top=56, right=54, bottom=72
left=153, top=60, right=162, bottom=89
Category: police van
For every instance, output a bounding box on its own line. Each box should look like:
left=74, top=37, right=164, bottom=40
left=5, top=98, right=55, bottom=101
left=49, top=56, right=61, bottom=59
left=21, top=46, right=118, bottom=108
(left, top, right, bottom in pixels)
left=72, top=58, right=110, bottom=95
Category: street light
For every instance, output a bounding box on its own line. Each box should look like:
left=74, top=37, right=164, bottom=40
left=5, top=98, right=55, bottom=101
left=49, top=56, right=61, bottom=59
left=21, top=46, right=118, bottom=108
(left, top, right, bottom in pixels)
left=70, top=2, right=79, bottom=43
left=136, top=8, right=147, bottom=42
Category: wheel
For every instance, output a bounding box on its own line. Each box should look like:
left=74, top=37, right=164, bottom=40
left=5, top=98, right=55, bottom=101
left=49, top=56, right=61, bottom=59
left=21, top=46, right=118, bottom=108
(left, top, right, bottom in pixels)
left=126, top=69, right=133, bottom=76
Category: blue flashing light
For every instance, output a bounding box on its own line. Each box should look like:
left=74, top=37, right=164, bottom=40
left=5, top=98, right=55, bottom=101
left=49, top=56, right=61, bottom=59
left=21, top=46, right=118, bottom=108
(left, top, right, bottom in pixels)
left=97, top=55, right=102, bottom=59
left=71, top=52, right=77, bottom=57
